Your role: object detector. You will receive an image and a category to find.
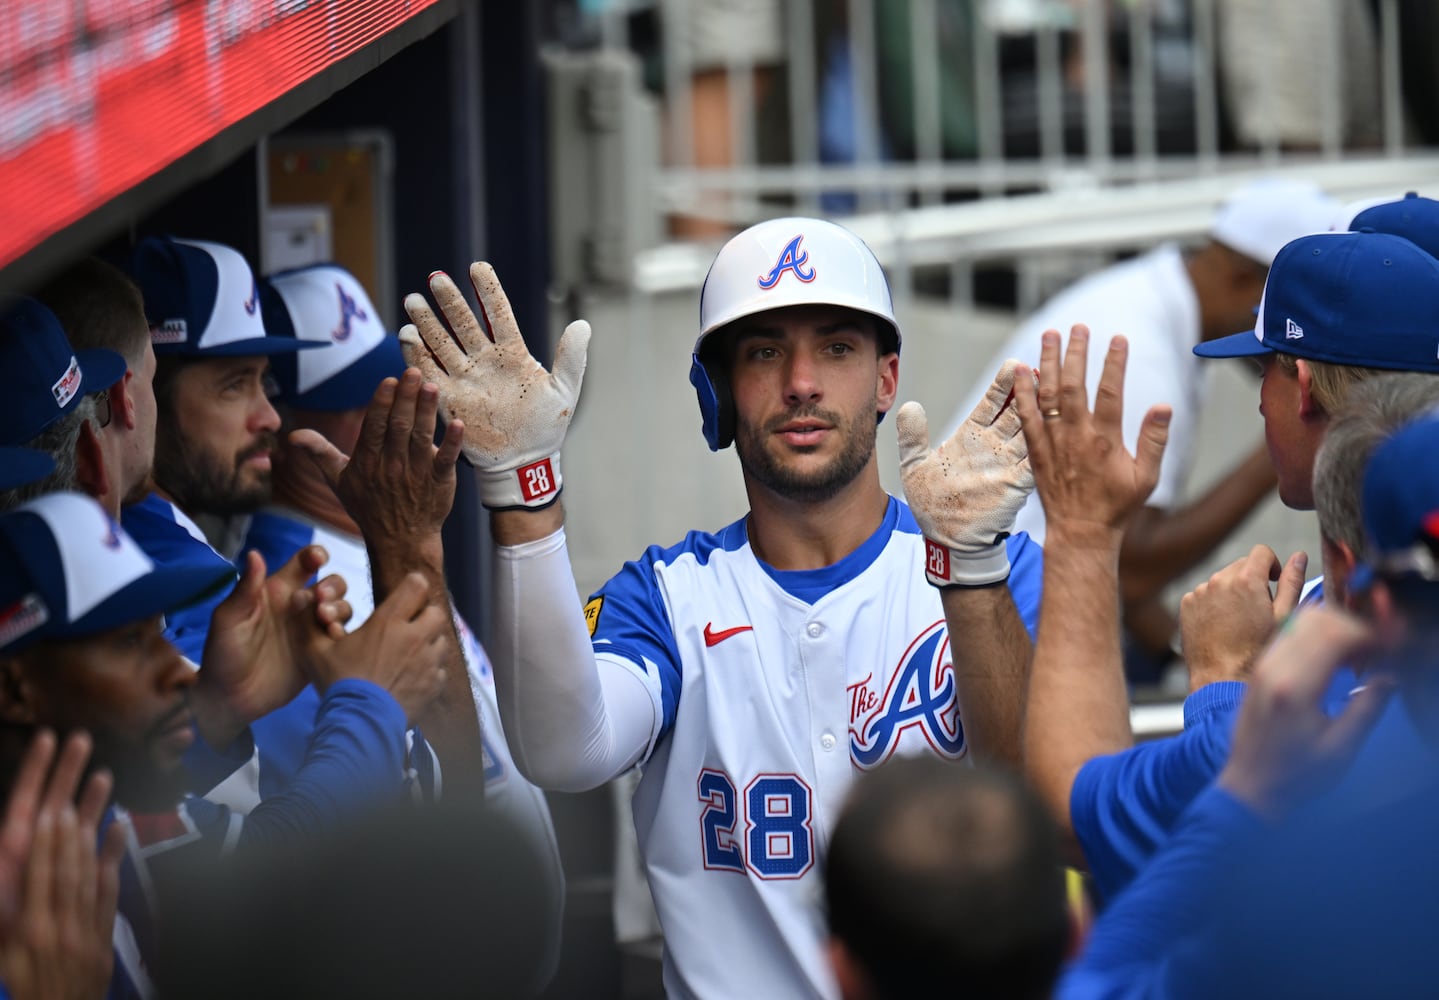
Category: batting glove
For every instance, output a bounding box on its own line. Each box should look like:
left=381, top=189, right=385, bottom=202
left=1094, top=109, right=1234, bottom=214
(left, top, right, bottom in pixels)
left=897, top=360, right=1035, bottom=586
left=400, top=262, right=590, bottom=510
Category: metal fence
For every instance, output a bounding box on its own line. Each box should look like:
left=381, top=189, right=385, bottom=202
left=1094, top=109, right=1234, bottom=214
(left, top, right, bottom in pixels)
left=548, top=0, right=1439, bottom=305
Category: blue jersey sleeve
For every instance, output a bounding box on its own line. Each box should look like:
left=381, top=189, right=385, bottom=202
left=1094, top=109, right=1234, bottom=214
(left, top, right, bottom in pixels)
left=1055, top=786, right=1262, bottom=1000
left=1003, top=531, right=1043, bottom=640
left=1071, top=699, right=1238, bottom=903
left=235, top=679, right=410, bottom=846
left=587, top=545, right=687, bottom=736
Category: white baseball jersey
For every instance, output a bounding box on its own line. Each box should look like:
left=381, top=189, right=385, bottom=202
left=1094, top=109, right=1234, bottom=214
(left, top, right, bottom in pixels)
left=586, top=497, right=1043, bottom=998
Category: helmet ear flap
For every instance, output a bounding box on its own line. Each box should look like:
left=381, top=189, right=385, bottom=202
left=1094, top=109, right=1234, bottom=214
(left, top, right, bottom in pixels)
left=689, top=354, right=734, bottom=451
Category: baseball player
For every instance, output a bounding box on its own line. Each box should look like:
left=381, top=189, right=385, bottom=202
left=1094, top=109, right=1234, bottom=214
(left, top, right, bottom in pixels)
left=378, top=218, right=1044, bottom=998
left=245, top=263, right=565, bottom=985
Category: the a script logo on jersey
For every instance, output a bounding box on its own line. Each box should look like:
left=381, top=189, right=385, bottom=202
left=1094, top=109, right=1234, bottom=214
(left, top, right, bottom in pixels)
left=757, top=235, right=816, bottom=289
left=332, top=282, right=369, bottom=342
left=848, top=620, right=964, bottom=768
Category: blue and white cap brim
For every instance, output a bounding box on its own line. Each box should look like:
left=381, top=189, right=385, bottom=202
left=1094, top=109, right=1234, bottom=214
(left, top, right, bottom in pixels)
left=0, top=493, right=233, bottom=652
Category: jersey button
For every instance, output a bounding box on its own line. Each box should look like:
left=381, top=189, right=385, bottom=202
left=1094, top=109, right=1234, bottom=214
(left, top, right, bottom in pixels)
left=806, top=623, right=823, bottom=638
left=820, top=733, right=836, bottom=751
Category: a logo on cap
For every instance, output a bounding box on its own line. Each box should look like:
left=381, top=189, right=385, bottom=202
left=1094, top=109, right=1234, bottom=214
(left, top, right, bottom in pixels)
left=0, top=594, right=49, bottom=650
left=152, top=319, right=187, bottom=345
left=1285, top=318, right=1305, bottom=341
left=332, top=283, right=370, bottom=342
left=243, top=281, right=259, bottom=316
left=51, top=356, right=82, bottom=407
left=758, top=235, right=817, bottom=289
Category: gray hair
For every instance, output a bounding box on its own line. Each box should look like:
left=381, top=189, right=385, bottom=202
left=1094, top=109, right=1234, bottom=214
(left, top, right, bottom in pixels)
left=0, top=396, right=100, bottom=512
left=1314, top=373, right=1439, bottom=554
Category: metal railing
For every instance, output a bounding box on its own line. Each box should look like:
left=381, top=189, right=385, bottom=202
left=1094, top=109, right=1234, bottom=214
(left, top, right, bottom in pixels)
left=550, top=0, right=1436, bottom=303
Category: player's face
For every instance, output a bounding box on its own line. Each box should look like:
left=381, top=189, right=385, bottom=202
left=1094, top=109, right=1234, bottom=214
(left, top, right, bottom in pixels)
left=1256, top=354, right=1317, bottom=509
left=156, top=356, right=281, bottom=515
left=14, top=616, right=197, bottom=811
left=727, top=305, right=898, bottom=503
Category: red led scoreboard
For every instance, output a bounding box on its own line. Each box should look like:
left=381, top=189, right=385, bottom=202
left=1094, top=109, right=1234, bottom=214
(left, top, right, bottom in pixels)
left=0, top=0, right=444, bottom=273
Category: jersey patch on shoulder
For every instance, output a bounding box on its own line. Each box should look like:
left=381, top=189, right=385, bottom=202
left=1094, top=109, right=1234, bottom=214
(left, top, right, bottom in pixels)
left=584, top=596, right=604, bottom=637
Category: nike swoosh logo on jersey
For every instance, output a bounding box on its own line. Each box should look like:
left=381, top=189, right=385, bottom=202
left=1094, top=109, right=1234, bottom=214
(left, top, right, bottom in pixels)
left=703, top=622, right=754, bottom=647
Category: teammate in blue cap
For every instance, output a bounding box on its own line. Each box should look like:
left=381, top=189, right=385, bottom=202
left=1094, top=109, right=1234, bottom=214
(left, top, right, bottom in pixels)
left=0, top=491, right=452, bottom=999
left=244, top=263, right=563, bottom=972
left=0, top=296, right=126, bottom=508
left=121, top=238, right=483, bottom=808
left=1060, top=412, right=1439, bottom=998
left=1023, top=228, right=1439, bottom=907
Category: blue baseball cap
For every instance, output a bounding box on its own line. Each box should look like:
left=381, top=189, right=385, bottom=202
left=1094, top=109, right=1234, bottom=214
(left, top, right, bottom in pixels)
left=0, top=447, right=55, bottom=492
left=260, top=265, right=406, bottom=411
left=1337, top=191, right=1439, bottom=259
left=1349, top=415, right=1439, bottom=592
left=0, top=492, right=232, bottom=653
left=1, top=297, right=127, bottom=447
left=1194, top=231, right=1439, bottom=372
left=132, top=237, right=324, bottom=358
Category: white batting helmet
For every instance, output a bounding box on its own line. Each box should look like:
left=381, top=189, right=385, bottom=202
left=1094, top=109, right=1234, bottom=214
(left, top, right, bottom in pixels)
left=689, top=217, right=900, bottom=450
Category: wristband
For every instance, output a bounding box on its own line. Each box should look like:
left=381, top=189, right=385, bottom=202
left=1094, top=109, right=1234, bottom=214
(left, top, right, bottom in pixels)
left=479, top=453, right=563, bottom=510
left=923, top=537, right=1011, bottom=587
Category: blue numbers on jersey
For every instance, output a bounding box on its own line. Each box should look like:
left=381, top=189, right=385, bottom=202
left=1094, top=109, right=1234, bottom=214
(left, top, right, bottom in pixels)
left=698, top=769, right=744, bottom=872
left=698, top=770, right=814, bottom=879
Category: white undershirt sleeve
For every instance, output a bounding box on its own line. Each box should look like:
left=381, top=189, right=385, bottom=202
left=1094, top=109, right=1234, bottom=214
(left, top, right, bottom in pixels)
left=491, top=527, right=658, bottom=792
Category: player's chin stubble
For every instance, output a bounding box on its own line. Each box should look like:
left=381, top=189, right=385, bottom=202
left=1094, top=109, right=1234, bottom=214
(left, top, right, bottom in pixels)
left=155, top=433, right=276, bottom=515
left=734, top=403, right=876, bottom=504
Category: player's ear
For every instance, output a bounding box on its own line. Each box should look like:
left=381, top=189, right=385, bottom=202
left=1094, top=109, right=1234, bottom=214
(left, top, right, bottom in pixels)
left=1294, top=359, right=1322, bottom=419
left=113, top=370, right=139, bottom=431
left=1320, top=535, right=1360, bottom=609
left=874, top=351, right=899, bottom=415
left=74, top=419, right=112, bottom=503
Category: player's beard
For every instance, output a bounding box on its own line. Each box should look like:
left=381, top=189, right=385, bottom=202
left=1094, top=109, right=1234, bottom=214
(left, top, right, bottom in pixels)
left=89, top=710, right=194, bottom=814
left=734, top=399, right=877, bottom=504
left=154, top=430, right=278, bottom=516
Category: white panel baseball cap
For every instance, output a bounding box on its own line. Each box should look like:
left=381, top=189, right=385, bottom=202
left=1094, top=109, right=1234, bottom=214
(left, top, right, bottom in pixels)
left=261, top=265, right=407, bottom=411
left=1207, top=178, right=1341, bottom=267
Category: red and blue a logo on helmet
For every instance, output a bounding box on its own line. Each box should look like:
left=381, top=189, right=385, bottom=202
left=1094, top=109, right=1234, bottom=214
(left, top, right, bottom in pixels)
left=757, top=235, right=817, bottom=289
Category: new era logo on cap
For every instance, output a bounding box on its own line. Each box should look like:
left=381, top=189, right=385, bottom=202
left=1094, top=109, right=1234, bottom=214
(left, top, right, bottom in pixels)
left=1285, top=318, right=1304, bottom=341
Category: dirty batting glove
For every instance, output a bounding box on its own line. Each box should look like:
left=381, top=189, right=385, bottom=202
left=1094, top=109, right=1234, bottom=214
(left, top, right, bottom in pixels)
left=897, top=360, right=1035, bottom=586
left=400, top=261, right=590, bottom=510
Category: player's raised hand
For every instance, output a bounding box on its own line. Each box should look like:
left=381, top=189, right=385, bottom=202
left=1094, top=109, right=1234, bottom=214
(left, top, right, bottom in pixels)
left=291, top=368, right=465, bottom=544
left=0, top=731, right=124, bottom=1000
left=1181, top=545, right=1309, bottom=691
left=1218, top=605, right=1393, bottom=821
left=399, top=262, right=590, bottom=511
left=302, top=572, right=450, bottom=723
left=897, top=359, right=1034, bottom=586
left=1013, top=326, right=1170, bottom=545
left=194, top=546, right=347, bottom=748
